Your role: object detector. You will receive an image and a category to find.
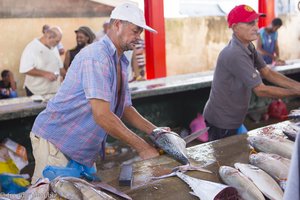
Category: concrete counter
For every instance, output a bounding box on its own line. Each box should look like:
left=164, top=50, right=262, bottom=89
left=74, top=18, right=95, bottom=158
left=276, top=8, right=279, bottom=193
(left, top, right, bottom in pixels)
left=101, top=120, right=292, bottom=200
left=1, top=59, right=300, bottom=121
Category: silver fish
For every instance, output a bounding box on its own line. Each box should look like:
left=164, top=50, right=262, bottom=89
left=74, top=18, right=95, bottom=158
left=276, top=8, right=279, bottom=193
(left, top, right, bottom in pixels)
left=22, top=178, right=50, bottom=200
left=287, top=109, right=300, bottom=119
left=249, top=152, right=290, bottom=190
left=60, top=176, right=132, bottom=200
left=219, top=166, right=265, bottom=200
left=152, top=171, right=238, bottom=200
left=175, top=171, right=238, bottom=200
left=247, top=135, right=294, bottom=159
left=234, top=163, right=283, bottom=200
left=282, top=123, right=300, bottom=141
left=149, top=127, right=209, bottom=164
left=74, top=182, right=116, bottom=200
left=50, top=177, right=83, bottom=200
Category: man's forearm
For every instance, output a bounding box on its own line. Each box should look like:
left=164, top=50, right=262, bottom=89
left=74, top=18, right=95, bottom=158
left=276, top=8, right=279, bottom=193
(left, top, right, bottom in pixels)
left=25, top=68, right=48, bottom=77
left=266, top=70, right=300, bottom=89
left=95, top=110, right=152, bottom=152
left=254, top=84, right=300, bottom=98
left=122, top=106, right=156, bottom=134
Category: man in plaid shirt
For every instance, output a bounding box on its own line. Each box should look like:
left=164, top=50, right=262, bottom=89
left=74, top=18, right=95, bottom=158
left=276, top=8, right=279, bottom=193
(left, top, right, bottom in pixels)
left=30, top=3, right=160, bottom=183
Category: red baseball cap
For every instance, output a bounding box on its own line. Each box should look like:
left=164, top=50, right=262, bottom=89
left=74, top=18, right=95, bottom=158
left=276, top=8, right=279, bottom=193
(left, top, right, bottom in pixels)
left=227, top=5, right=265, bottom=28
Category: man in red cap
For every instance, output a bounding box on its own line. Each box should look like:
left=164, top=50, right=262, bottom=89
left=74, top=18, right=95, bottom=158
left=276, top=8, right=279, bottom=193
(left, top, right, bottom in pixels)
left=203, top=5, right=300, bottom=141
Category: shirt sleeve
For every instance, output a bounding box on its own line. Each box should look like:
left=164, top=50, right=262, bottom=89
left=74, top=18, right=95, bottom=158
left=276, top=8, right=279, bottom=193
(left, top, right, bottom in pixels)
left=254, top=49, right=266, bottom=70
left=124, top=82, right=132, bottom=107
left=53, top=48, right=63, bottom=69
left=81, top=57, right=112, bottom=102
left=19, top=45, right=35, bottom=73
left=227, top=54, right=262, bottom=89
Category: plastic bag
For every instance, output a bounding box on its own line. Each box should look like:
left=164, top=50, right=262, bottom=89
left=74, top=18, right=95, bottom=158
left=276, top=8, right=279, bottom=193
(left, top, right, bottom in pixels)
left=268, top=99, right=288, bottom=120
left=43, top=159, right=99, bottom=182
left=189, top=113, right=209, bottom=142
left=2, top=138, right=28, bottom=171
left=0, top=173, right=29, bottom=194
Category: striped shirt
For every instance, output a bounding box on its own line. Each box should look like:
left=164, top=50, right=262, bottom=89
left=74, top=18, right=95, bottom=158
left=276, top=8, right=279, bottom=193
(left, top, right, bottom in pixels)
left=32, top=35, right=132, bottom=167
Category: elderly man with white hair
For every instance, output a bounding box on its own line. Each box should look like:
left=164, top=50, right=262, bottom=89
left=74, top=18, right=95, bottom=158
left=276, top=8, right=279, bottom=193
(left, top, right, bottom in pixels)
left=20, top=26, right=65, bottom=96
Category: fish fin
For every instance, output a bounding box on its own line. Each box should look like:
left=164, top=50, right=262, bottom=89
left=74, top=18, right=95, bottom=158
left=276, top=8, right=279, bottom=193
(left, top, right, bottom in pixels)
left=189, top=191, right=197, bottom=197
left=172, top=164, right=213, bottom=174
left=151, top=172, right=177, bottom=180
left=183, top=127, right=210, bottom=144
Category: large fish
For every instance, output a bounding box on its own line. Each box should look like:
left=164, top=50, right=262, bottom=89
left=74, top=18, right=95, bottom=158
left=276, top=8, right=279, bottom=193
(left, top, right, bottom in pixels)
left=74, top=182, right=116, bottom=200
left=234, top=163, right=283, bottom=200
left=249, top=152, right=290, bottom=190
left=153, top=171, right=238, bottom=200
left=23, top=178, right=50, bottom=200
left=287, top=109, right=300, bottom=119
left=58, top=176, right=133, bottom=200
left=282, top=123, right=300, bottom=141
left=247, top=135, right=294, bottom=159
left=50, top=177, right=83, bottom=200
left=219, top=166, right=265, bottom=200
left=149, top=127, right=209, bottom=165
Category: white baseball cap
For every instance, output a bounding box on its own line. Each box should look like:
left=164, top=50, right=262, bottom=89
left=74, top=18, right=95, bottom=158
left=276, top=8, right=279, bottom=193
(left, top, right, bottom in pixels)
left=110, top=3, right=157, bottom=34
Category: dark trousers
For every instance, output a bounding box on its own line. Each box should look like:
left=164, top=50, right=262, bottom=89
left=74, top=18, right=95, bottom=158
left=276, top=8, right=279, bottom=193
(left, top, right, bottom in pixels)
left=25, top=86, right=34, bottom=97
left=205, top=120, right=237, bottom=142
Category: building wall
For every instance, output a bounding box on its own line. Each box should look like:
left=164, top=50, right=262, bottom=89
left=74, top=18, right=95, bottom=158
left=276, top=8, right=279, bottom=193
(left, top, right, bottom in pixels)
left=0, top=18, right=109, bottom=96
left=0, top=14, right=300, bottom=96
left=165, top=14, right=300, bottom=76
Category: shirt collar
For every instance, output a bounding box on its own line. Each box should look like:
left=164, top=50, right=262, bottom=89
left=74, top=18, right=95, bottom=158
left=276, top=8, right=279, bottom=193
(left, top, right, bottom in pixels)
left=102, top=35, right=129, bottom=66
left=232, top=34, right=255, bottom=55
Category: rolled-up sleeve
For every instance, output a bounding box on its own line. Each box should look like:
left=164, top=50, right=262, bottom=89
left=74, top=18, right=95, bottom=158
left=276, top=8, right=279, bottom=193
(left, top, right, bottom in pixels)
left=81, top=57, right=112, bottom=102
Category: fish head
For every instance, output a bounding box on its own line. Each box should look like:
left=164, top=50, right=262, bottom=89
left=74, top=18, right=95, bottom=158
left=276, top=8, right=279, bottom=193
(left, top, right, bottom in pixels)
left=249, top=153, right=260, bottom=165
left=235, top=163, right=260, bottom=172
left=149, top=128, right=169, bottom=142
left=247, top=136, right=256, bottom=146
left=219, top=166, right=238, bottom=177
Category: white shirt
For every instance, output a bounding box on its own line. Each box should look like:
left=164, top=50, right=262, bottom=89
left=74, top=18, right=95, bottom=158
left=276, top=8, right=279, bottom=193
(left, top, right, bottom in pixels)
left=19, top=38, right=63, bottom=95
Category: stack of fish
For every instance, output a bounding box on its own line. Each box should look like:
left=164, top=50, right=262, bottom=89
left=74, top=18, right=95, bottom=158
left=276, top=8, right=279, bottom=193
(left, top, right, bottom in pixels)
left=283, top=109, right=300, bottom=140
left=287, top=108, right=300, bottom=119
left=219, top=133, right=295, bottom=200
left=282, top=122, right=300, bottom=141
left=153, top=170, right=239, bottom=200
left=0, top=177, right=132, bottom=200
left=247, top=135, right=294, bottom=159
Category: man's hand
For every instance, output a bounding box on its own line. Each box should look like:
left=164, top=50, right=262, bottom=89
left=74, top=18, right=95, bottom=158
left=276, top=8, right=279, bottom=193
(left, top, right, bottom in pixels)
left=138, top=145, right=159, bottom=160
left=43, top=71, right=57, bottom=81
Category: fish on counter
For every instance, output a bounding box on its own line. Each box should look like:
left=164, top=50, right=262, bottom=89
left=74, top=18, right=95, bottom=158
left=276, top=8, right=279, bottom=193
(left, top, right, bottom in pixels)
left=153, top=170, right=238, bottom=200
left=149, top=127, right=212, bottom=175
left=282, top=122, right=300, bottom=141
left=287, top=109, right=300, bottom=119
left=54, top=176, right=133, bottom=200
left=247, top=135, right=294, bottom=159
left=50, top=177, right=83, bottom=200
left=249, top=152, right=290, bottom=190
left=22, top=178, right=50, bottom=200
left=234, top=163, right=284, bottom=200
left=50, top=177, right=119, bottom=200
left=219, top=166, right=265, bottom=200
left=150, top=127, right=209, bottom=164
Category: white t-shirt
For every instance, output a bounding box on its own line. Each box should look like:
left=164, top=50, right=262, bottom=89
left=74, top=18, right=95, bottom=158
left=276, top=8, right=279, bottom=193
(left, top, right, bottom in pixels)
left=19, top=38, right=63, bottom=95
left=124, top=50, right=133, bottom=80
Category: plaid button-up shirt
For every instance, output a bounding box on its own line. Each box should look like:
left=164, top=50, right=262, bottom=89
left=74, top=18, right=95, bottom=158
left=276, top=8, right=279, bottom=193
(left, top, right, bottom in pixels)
left=32, top=35, right=132, bottom=167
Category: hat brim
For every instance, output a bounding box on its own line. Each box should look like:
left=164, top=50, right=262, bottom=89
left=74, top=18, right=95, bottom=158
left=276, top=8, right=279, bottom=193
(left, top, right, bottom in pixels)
left=140, top=24, right=157, bottom=34
left=244, top=12, right=266, bottom=23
